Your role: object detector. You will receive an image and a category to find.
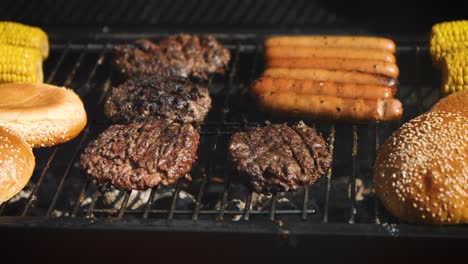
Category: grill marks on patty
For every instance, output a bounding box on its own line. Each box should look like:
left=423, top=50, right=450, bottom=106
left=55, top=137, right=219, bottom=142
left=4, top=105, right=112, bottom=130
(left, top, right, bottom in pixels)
left=104, top=76, right=211, bottom=125
left=80, top=122, right=200, bottom=190
left=228, top=122, right=331, bottom=194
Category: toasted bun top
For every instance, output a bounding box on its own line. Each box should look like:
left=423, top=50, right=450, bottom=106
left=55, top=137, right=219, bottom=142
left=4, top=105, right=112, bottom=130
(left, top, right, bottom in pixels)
left=0, top=126, right=35, bottom=203
left=0, top=82, right=87, bottom=147
left=0, top=82, right=84, bottom=122
left=374, top=111, right=468, bottom=224
left=431, top=89, right=468, bottom=115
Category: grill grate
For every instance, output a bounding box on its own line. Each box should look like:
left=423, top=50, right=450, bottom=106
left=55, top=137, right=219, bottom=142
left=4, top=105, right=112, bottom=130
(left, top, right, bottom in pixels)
left=0, top=34, right=466, bottom=238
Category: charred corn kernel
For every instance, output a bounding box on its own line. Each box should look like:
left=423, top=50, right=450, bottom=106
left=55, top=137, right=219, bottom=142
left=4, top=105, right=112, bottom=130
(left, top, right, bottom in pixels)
left=0, top=45, right=43, bottom=84
left=441, top=50, right=468, bottom=94
left=430, top=20, right=468, bottom=66
left=0, top=21, right=49, bottom=59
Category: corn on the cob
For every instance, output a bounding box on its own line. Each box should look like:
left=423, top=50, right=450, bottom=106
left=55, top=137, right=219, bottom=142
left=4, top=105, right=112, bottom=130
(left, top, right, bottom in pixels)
left=0, top=45, right=43, bottom=84
left=441, top=50, right=468, bottom=95
left=0, top=21, right=49, bottom=59
left=429, top=20, right=468, bottom=66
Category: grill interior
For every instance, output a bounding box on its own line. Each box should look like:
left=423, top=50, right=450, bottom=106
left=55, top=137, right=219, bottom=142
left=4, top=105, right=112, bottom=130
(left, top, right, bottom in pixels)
left=1, top=34, right=465, bottom=238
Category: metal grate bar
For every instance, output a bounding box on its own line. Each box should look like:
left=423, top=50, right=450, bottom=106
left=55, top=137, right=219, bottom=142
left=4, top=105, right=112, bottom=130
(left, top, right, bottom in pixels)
left=243, top=191, right=253, bottom=221
left=82, top=48, right=107, bottom=95
left=77, top=69, right=113, bottom=218
left=142, top=186, right=158, bottom=219
left=269, top=192, right=278, bottom=221
left=217, top=176, right=231, bottom=221
left=46, top=133, right=88, bottom=217
left=216, top=44, right=240, bottom=221
left=45, top=48, right=107, bottom=217
left=348, top=125, right=359, bottom=224
left=322, top=125, right=336, bottom=223
left=117, top=190, right=132, bottom=219
left=64, top=49, right=87, bottom=86
left=90, top=208, right=316, bottom=216
left=86, top=186, right=103, bottom=218
left=72, top=180, right=89, bottom=217
left=47, top=44, right=71, bottom=83
left=240, top=39, right=260, bottom=220
left=301, top=185, right=310, bottom=220
left=168, top=179, right=183, bottom=220
left=373, top=123, right=381, bottom=224
left=21, top=147, right=60, bottom=216
left=414, top=46, right=425, bottom=114
left=192, top=76, right=215, bottom=221
left=192, top=171, right=208, bottom=220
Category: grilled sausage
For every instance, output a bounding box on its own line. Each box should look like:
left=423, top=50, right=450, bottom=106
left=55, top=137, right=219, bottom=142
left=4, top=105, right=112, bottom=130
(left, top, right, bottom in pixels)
left=266, top=57, right=399, bottom=78
left=256, top=92, right=403, bottom=122
left=265, top=46, right=396, bottom=63
left=265, top=36, right=396, bottom=53
left=263, top=68, right=398, bottom=88
left=252, top=77, right=394, bottom=99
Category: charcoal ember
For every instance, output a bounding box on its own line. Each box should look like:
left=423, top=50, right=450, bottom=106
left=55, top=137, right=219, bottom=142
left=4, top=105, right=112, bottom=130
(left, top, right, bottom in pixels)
left=318, top=177, right=369, bottom=209
left=7, top=184, right=34, bottom=204
left=100, top=188, right=153, bottom=210
left=214, top=183, right=248, bottom=217
left=151, top=186, right=196, bottom=210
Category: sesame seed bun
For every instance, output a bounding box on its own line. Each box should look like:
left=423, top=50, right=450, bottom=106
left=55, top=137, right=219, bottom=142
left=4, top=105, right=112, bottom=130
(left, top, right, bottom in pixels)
left=0, top=127, right=35, bottom=203
left=0, top=83, right=87, bottom=148
left=374, top=111, right=468, bottom=224
left=431, top=89, right=468, bottom=116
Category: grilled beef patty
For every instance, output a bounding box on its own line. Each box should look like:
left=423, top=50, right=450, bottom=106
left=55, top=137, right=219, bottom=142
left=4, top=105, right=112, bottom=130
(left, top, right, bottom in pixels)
left=228, top=122, right=331, bottom=194
left=80, top=121, right=199, bottom=190
left=104, top=76, right=211, bottom=125
left=112, top=34, right=230, bottom=80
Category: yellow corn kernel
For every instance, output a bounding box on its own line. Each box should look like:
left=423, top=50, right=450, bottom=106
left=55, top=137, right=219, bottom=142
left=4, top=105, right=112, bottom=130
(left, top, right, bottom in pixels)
left=0, top=45, right=43, bottom=84
left=0, top=21, right=49, bottom=59
left=441, top=50, right=468, bottom=95
left=430, top=20, right=468, bottom=67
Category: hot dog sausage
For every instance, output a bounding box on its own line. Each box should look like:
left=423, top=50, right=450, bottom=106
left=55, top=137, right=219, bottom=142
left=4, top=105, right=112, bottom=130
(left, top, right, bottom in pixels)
left=252, top=77, right=394, bottom=99
left=263, top=68, right=398, bottom=88
left=256, top=92, right=403, bottom=122
left=265, top=46, right=396, bottom=63
left=266, top=57, right=399, bottom=78
left=265, top=36, right=396, bottom=53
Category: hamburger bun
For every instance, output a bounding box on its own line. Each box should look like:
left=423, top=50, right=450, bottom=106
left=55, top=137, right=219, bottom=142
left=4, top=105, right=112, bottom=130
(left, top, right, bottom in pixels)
left=0, top=127, right=35, bottom=203
left=430, top=89, right=468, bottom=115
left=0, top=83, right=87, bottom=148
left=374, top=111, right=468, bottom=224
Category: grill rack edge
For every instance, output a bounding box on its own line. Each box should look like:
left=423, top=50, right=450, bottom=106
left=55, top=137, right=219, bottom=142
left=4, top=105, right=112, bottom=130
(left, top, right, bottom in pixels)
left=0, top=34, right=466, bottom=238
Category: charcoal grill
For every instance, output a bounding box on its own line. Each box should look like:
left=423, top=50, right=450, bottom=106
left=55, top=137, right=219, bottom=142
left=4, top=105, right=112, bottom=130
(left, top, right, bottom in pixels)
left=1, top=0, right=467, bottom=259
